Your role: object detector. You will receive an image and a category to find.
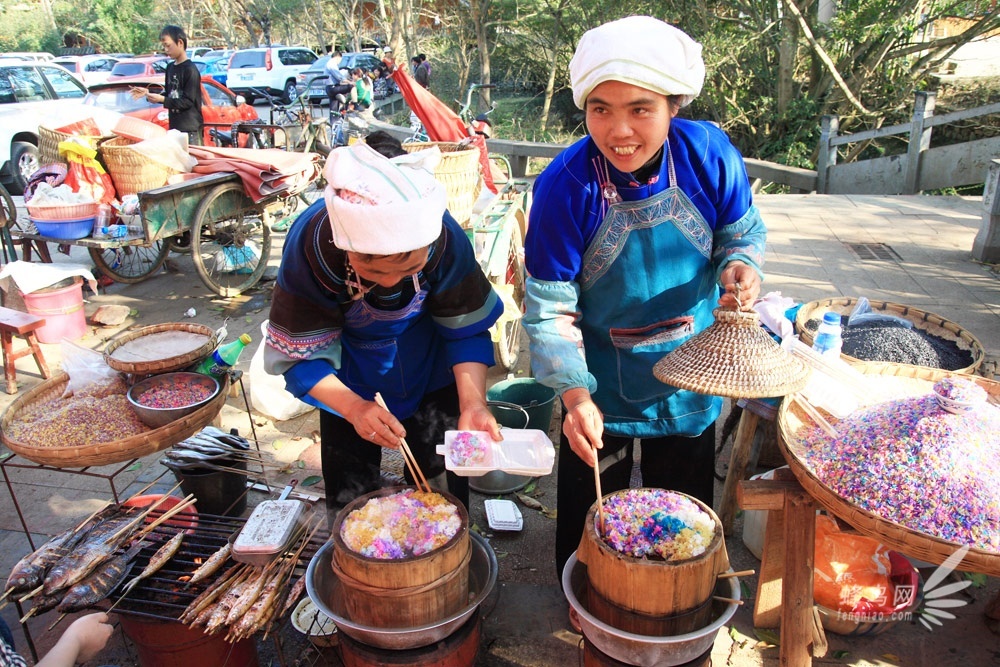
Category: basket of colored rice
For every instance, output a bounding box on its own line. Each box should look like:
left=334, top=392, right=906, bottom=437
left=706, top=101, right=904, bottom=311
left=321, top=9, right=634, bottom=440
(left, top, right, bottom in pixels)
left=794, top=297, right=985, bottom=374
left=576, top=488, right=730, bottom=635
left=0, top=371, right=229, bottom=468
left=777, top=361, right=1000, bottom=577
left=331, top=486, right=471, bottom=628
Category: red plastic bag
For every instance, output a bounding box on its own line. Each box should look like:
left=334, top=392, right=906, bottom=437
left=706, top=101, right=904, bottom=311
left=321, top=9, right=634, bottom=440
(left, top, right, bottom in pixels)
left=814, top=514, right=893, bottom=612
left=61, top=140, right=116, bottom=206
left=55, top=117, right=102, bottom=136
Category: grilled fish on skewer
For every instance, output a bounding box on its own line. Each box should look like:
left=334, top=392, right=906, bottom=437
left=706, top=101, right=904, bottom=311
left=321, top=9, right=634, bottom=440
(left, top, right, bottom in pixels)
left=56, top=542, right=143, bottom=613
left=180, top=564, right=246, bottom=624
left=185, top=542, right=232, bottom=586
left=41, top=514, right=142, bottom=595
left=121, top=531, right=184, bottom=596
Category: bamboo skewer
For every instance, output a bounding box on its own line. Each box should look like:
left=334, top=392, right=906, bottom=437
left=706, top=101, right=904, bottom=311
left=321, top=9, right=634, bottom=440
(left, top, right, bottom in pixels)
left=593, top=449, right=605, bottom=537
left=718, top=569, right=756, bottom=579
left=713, top=596, right=745, bottom=606
left=374, top=392, right=431, bottom=493
left=792, top=393, right=839, bottom=438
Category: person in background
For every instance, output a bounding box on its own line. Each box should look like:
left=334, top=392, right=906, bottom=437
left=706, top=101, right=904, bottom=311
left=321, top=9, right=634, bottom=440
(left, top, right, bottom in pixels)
left=130, top=25, right=203, bottom=145
left=351, top=67, right=373, bottom=110
left=0, top=612, right=114, bottom=667
left=412, top=56, right=429, bottom=89
left=418, top=53, right=431, bottom=85
left=263, top=141, right=505, bottom=515
left=325, top=51, right=353, bottom=113
left=522, top=15, right=767, bottom=580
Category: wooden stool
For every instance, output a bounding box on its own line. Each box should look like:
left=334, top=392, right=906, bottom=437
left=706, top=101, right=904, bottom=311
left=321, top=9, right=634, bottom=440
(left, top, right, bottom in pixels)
left=0, top=306, right=51, bottom=394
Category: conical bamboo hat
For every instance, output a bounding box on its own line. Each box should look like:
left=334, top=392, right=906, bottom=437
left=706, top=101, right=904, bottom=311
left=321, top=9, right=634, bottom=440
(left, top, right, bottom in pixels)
left=653, top=308, right=810, bottom=398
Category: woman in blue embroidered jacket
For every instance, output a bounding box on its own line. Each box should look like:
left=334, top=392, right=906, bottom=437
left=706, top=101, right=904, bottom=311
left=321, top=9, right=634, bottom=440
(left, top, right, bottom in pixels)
left=264, top=142, right=504, bottom=511
left=523, top=16, right=767, bottom=576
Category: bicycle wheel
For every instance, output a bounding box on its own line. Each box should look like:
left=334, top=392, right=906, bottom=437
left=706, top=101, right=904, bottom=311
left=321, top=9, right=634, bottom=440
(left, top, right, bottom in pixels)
left=493, top=225, right=526, bottom=371
left=88, top=241, right=169, bottom=284
left=190, top=182, right=272, bottom=297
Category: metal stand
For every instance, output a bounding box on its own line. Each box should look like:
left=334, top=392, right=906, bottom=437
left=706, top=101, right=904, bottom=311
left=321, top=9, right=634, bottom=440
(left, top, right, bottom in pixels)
left=0, top=453, right=139, bottom=550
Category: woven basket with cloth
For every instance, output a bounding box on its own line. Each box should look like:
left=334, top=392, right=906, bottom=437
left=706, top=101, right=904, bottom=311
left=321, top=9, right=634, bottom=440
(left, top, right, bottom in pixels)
left=402, top=141, right=482, bottom=227
left=99, top=136, right=182, bottom=196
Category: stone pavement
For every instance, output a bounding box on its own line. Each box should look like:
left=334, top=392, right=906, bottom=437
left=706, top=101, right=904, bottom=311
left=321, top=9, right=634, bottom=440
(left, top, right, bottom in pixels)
left=0, top=192, right=997, bottom=666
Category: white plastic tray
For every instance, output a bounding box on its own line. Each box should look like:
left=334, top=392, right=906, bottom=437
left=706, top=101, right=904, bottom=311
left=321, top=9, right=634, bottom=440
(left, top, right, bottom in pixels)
left=436, top=429, right=555, bottom=477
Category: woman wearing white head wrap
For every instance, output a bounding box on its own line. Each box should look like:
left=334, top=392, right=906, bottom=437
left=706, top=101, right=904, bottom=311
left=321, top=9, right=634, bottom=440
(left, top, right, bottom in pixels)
left=264, top=142, right=505, bottom=513
left=522, top=16, right=768, bottom=579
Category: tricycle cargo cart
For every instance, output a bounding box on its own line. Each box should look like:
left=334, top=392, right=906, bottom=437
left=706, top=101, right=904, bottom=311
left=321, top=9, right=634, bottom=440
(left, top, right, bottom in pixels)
left=11, top=171, right=308, bottom=298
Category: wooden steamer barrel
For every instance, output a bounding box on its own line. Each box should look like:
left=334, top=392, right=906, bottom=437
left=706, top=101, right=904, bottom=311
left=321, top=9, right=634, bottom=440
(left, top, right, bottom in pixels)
left=577, top=489, right=730, bottom=636
left=332, top=486, right=472, bottom=628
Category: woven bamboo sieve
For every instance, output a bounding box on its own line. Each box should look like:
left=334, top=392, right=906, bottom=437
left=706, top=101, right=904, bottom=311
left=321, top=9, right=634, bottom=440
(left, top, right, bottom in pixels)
left=402, top=141, right=482, bottom=226
left=653, top=307, right=810, bottom=398
left=103, top=322, right=217, bottom=375
left=99, top=136, right=182, bottom=196
left=776, top=361, right=1000, bottom=577
left=795, top=297, right=985, bottom=374
left=0, top=372, right=229, bottom=468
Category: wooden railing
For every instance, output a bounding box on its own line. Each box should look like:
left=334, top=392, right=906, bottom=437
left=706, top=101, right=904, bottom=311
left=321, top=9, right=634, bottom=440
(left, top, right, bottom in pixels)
left=370, top=90, right=999, bottom=195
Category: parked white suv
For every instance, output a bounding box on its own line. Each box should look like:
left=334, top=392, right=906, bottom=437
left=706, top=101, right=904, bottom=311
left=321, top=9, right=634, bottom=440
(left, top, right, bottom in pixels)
left=0, top=61, right=118, bottom=194
left=227, top=46, right=318, bottom=104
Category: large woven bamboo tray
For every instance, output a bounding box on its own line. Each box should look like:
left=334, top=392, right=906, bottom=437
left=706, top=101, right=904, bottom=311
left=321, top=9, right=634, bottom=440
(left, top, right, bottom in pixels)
left=104, top=322, right=217, bottom=375
left=794, top=297, right=985, bottom=374
left=0, top=371, right=228, bottom=468
left=776, top=361, right=1000, bottom=577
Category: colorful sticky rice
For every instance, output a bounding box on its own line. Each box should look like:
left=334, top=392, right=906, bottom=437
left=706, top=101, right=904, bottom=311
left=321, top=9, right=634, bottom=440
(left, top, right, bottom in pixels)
left=798, top=389, right=1000, bottom=553
left=449, top=431, right=490, bottom=466
left=600, top=489, right=716, bottom=560
left=135, top=381, right=215, bottom=409
left=933, top=377, right=987, bottom=403
left=340, top=489, right=462, bottom=559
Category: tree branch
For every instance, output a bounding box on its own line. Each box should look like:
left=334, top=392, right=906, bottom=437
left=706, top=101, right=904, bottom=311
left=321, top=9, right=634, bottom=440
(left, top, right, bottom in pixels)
left=782, top=0, right=872, bottom=116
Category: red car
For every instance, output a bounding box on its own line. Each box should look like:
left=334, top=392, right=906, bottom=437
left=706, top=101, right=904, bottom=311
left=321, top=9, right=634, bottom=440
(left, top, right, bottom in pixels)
left=107, top=55, right=170, bottom=80
left=83, top=75, right=259, bottom=146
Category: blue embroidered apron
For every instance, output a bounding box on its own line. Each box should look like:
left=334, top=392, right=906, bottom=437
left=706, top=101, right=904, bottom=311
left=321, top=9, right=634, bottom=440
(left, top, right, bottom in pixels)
left=337, top=277, right=450, bottom=417
left=578, top=150, right=722, bottom=438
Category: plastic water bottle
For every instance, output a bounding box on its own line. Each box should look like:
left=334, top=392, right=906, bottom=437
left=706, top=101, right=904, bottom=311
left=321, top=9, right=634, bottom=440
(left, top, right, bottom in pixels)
left=812, top=312, right=843, bottom=359
left=194, top=333, right=252, bottom=378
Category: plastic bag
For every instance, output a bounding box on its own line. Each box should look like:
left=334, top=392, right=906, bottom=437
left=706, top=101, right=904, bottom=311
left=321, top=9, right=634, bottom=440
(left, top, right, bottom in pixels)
left=813, top=514, right=920, bottom=614
left=848, top=297, right=913, bottom=329
left=61, top=140, right=116, bottom=206
left=248, top=321, right=314, bottom=421
left=60, top=340, right=120, bottom=397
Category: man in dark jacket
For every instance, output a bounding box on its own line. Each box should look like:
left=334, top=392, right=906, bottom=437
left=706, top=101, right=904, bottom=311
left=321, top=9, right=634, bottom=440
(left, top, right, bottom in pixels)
left=133, top=25, right=203, bottom=145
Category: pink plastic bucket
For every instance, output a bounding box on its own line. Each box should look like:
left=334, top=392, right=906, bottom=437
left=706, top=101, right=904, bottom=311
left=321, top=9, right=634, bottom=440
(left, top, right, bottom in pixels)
left=21, top=276, right=86, bottom=343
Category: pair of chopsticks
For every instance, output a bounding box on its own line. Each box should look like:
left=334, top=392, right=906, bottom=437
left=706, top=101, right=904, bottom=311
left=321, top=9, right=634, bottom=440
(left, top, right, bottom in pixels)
left=374, top=392, right=431, bottom=493
left=792, top=393, right=839, bottom=438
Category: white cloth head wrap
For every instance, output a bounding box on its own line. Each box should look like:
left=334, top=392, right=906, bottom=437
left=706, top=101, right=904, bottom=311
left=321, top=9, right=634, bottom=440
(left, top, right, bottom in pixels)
left=569, top=16, right=705, bottom=109
left=323, top=142, right=447, bottom=255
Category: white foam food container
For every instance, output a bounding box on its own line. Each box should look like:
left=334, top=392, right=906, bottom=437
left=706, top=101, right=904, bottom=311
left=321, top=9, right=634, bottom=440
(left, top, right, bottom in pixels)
left=232, top=499, right=306, bottom=566
left=436, top=429, right=555, bottom=477
left=484, top=499, right=523, bottom=531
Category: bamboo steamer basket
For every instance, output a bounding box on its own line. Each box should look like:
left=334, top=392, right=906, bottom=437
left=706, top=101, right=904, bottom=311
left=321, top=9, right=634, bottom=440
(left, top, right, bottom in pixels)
left=777, top=361, right=1000, bottom=577
left=794, top=297, right=985, bottom=374
left=576, top=489, right=730, bottom=629
left=331, top=486, right=471, bottom=628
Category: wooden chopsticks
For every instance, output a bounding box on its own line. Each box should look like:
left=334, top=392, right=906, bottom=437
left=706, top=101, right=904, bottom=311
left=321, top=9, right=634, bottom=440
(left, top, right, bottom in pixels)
left=593, top=449, right=605, bottom=536
left=374, top=392, right=431, bottom=493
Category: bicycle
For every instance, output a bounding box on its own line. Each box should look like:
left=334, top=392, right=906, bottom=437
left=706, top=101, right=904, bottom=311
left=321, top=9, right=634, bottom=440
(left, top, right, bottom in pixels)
left=457, top=83, right=512, bottom=184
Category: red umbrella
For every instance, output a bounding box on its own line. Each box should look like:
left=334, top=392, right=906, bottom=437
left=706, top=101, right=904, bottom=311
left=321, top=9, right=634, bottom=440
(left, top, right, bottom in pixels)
left=387, top=61, right=497, bottom=194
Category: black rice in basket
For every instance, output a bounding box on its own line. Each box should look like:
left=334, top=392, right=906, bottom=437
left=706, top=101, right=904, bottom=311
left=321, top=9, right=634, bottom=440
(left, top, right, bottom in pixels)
left=805, top=317, right=974, bottom=370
